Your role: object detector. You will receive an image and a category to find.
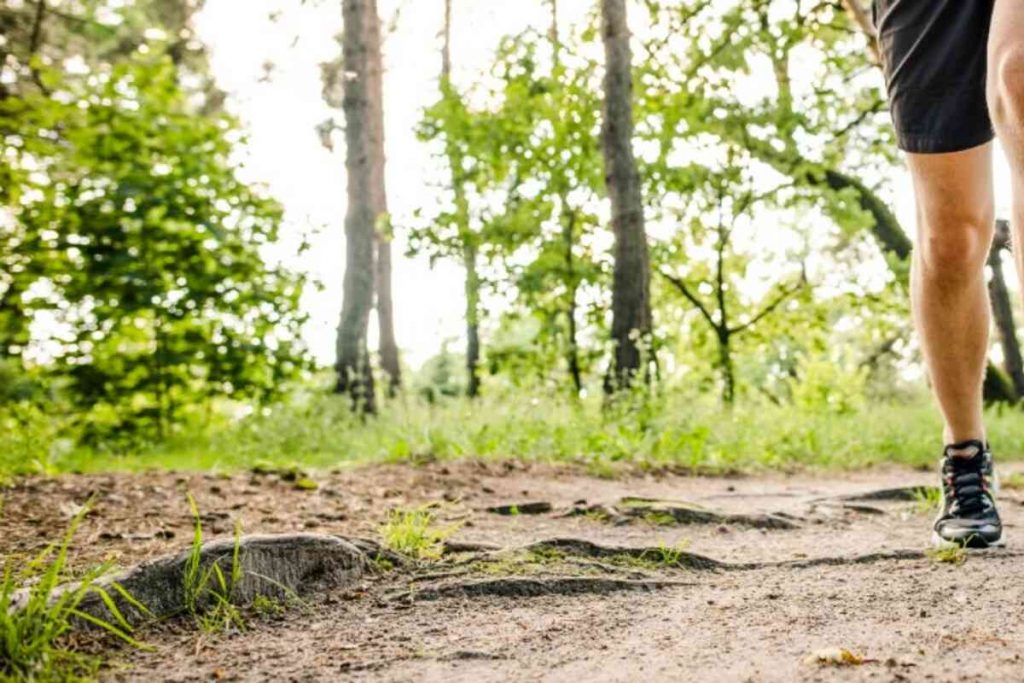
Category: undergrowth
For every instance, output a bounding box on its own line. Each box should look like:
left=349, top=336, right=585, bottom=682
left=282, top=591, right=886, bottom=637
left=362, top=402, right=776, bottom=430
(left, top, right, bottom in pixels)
left=8, top=391, right=1024, bottom=478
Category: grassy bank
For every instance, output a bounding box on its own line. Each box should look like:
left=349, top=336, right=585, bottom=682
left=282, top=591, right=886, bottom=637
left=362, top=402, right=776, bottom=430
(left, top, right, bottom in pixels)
left=5, top=390, right=1024, bottom=480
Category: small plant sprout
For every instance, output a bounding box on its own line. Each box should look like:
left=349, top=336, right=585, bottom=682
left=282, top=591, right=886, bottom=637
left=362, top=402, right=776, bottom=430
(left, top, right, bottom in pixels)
left=379, top=506, right=460, bottom=560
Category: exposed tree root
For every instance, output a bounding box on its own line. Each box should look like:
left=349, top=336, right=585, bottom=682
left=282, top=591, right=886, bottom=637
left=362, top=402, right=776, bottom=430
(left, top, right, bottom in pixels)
left=442, top=540, right=503, bottom=554
left=832, top=486, right=939, bottom=503
left=522, top=538, right=725, bottom=571
left=486, top=502, right=553, bottom=515
left=72, top=534, right=367, bottom=627
left=566, top=498, right=800, bottom=530
left=394, top=576, right=694, bottom=601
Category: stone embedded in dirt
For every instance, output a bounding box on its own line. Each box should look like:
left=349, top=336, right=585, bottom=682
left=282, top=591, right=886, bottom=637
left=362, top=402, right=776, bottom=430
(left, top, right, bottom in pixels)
left=72, top=534, right=368, bottom=627
left=485, top=502, right=553, bottom=516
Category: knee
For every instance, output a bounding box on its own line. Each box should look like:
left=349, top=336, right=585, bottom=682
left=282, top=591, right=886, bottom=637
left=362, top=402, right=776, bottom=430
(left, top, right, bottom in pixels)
left=916, top=217, right=992, bottom=280
left=988, top=45, right=1024, bottom=130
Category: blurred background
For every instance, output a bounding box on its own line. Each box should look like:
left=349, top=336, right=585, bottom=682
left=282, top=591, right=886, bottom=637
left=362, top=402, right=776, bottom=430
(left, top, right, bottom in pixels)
left=3, top=0, right=1024, bottom=479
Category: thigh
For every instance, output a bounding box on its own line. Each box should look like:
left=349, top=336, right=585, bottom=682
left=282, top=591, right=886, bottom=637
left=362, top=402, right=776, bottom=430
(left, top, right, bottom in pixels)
left=905, top=144, right=995, bottom=241
left=875, top=0, right=996, bottom=154
left=988, top=0, right=1024, bottom=75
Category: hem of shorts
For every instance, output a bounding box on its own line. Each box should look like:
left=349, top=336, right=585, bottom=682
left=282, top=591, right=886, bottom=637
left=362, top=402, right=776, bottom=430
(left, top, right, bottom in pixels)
left=896, top=130, right=995, bottom=155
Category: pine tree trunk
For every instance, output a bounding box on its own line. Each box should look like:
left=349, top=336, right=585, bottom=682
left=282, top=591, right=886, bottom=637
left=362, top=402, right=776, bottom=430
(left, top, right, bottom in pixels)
left=600, top=0, right=651, bottom=391
left=335, top=0, right=376, bottom=413
left=988, top=220, right=1024, bottom=399
left=366, top=0, right=400, bottom=396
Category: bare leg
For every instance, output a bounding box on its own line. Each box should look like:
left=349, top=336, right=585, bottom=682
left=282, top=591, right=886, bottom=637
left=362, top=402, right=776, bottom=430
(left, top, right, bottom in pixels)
left=907, top=145, right=995, bottom=445
left=989, top=1, right=1024, bottom=302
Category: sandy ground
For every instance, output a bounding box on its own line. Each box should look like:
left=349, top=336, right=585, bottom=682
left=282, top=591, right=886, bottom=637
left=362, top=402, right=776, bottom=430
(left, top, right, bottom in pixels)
left=4, top=460, right=1024, bottom=682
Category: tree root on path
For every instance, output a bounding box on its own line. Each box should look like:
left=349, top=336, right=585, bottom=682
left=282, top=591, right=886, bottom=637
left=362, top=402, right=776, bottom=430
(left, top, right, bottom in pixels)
left=826, top=486, right=939, bottom=503
left=68, top=534, right=370, bottom=628
left=567, top=498, right=801, bottom=530
left=44, top=531, right=1024, bottom=633
left=388, top=576, right=695, bottom=602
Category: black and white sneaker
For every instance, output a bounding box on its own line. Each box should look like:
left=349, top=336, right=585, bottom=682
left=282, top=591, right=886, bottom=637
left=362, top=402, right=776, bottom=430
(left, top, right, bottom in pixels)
left=932, top=440, right=1003, bottom=548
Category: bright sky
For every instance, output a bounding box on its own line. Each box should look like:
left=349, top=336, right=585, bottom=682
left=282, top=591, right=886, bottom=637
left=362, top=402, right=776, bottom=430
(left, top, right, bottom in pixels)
left=193, top=0, right=1018, bottom=370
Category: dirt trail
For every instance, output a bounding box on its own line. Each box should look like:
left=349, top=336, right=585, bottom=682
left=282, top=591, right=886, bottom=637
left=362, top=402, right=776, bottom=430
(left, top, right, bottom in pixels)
left=4, top=460, right=1024, bottom=682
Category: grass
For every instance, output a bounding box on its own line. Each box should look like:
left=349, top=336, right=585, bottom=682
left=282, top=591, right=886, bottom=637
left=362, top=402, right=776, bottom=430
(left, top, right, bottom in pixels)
left=183, top=494, right=245, bottom=634
left=0, top=506, right=148, bottom=681
left=926, top=544, right=968, bottom=566
left=6, top=390, right=1024, bottom=479
left=379, top=507, right=459, bottom=560
left=1001, top=472, right=1024, bottom=490
left=608, top=542, right=691, bottom=570
left=912, top=486, right=943, bottom=514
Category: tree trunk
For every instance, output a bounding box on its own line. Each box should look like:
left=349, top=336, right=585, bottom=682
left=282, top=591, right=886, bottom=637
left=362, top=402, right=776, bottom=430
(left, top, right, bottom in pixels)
left=600, top=0, right=651, bottom=391
left=442, top=0, right=481, bottom=398
left=988, top=220, right=1024, bottom=398
left=335, top=0, right=376, bottom=414
left=562, top=206, right=583, bottom=396
left=464, top=242, right=481, bottom=398
left=718, top=329, right=735, bottom=405
left=366, top=0, right=400, bottom=396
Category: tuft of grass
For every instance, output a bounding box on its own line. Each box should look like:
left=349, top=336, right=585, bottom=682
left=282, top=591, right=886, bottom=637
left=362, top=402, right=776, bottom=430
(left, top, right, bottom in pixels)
left=379, top=507, right=459, bottom=560
left=926, top=544, right=967, bottom=566
left=639, top=542, right=691, bottom=567
left=912, top=487, right=942, bottom=514
left=1001, top=472, right=1024, bottom=490
left=183, top=494, right=245, bottom=634
left=609, top=542, right=691, bottom=570
left=0, top=506, right=149, bottom=681
left=642, top=511, right=678, bottom=527
left=251, top=595, right=285, bottom=619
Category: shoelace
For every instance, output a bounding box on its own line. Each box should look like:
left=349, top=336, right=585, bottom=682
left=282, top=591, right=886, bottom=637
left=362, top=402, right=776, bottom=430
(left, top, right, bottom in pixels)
left=944, top=463, right=988, bottom=515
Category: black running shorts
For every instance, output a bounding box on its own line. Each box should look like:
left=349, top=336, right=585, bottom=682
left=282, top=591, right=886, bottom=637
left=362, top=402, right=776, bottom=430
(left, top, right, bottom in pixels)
left=873, top=0, right=996, bottom=154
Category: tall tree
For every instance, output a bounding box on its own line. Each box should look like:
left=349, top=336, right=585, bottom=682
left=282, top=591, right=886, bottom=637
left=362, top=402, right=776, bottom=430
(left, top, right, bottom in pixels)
left=441, top=0, right=482, bottom=398
left=335, top=0, right=377, bottom=413
left=366, top=0, right=401, bottom=396
left=600, top=0, right=651, bottom=390
left=988, top=220, right=1024, bottom=398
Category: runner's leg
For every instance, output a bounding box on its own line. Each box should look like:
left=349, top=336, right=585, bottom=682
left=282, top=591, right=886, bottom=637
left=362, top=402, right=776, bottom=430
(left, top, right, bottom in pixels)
left=906, top=147, right=995, bottom=444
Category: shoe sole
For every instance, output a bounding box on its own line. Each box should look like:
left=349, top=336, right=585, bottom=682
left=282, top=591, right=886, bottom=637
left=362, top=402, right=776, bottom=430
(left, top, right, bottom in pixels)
left=931, top=530, right=1005, bottom=549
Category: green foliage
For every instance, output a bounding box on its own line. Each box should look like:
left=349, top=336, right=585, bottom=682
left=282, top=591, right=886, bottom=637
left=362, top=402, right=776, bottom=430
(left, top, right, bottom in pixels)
left=379, top=507, right=458, bottom=560
left=788, top=356, right=868, bottom=415
left=30, top=390, right=1024, bottom=478
left=0, top=506, right=147, bottom=681
left=0, top=402, right=74, bottom=481
left=2, top=39, right=309, bottom=441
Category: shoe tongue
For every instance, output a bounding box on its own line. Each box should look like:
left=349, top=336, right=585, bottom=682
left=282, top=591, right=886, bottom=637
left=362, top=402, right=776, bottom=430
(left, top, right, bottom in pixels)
left=945, top=439, right=984, bottom=464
